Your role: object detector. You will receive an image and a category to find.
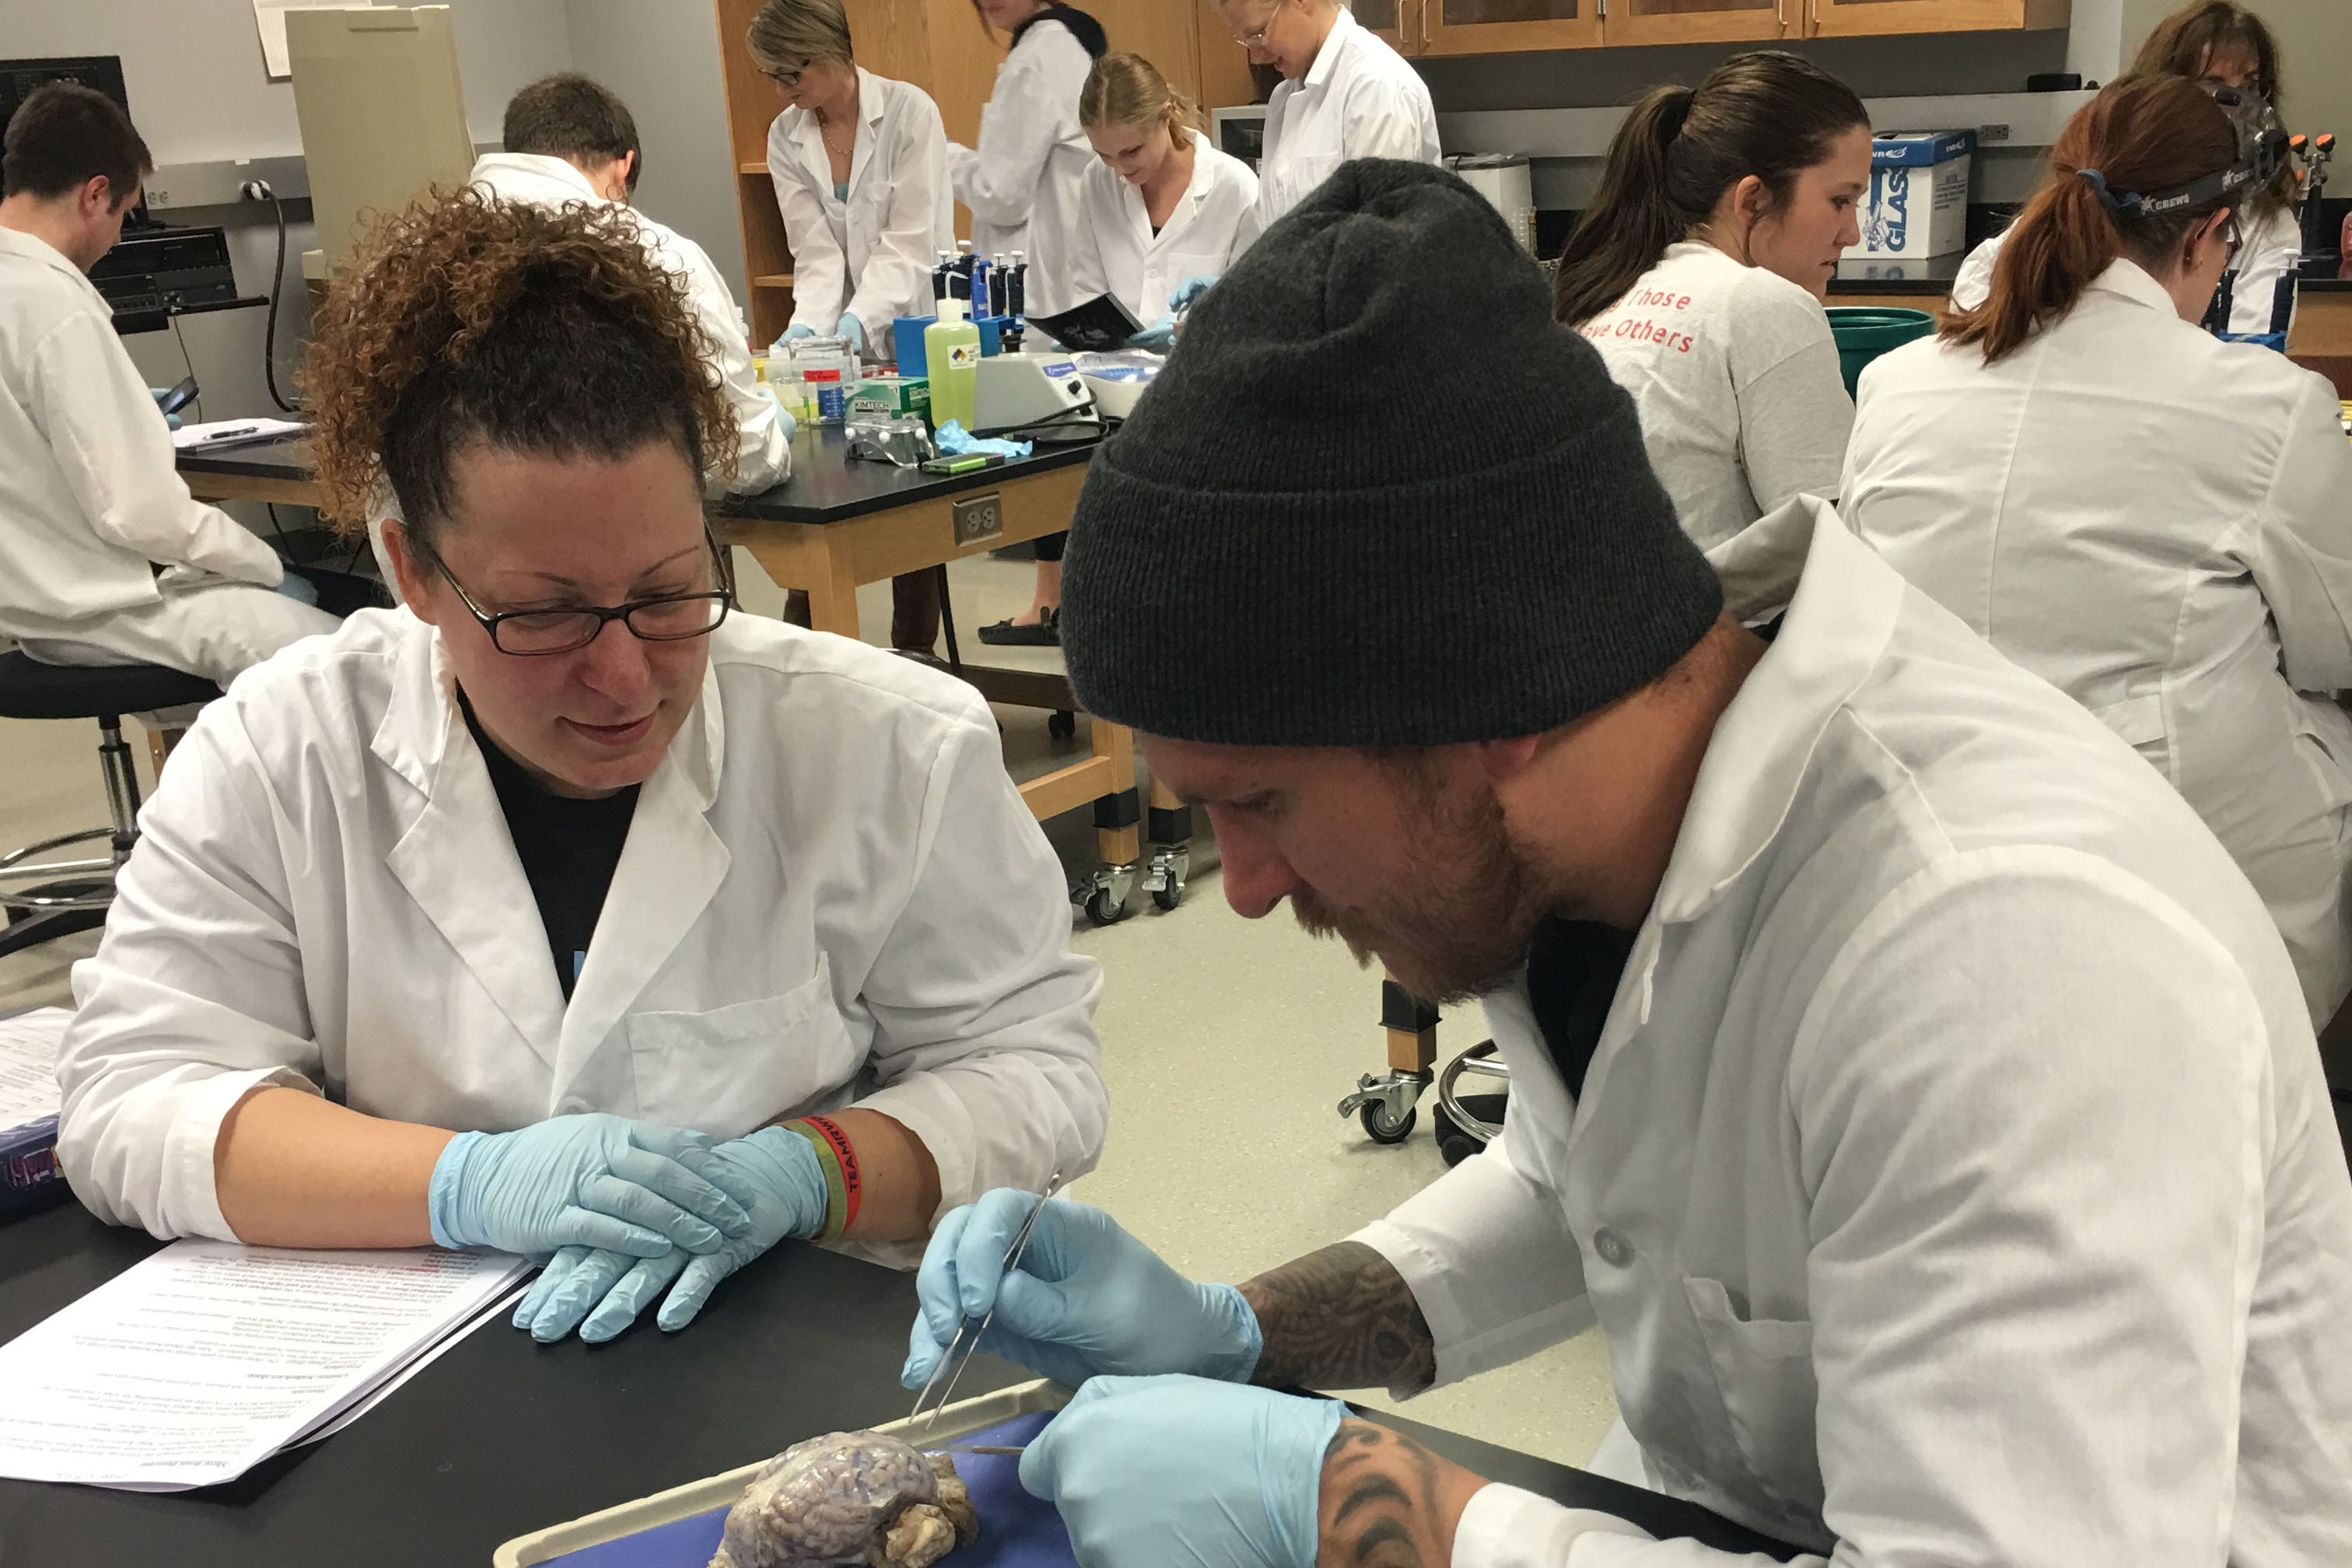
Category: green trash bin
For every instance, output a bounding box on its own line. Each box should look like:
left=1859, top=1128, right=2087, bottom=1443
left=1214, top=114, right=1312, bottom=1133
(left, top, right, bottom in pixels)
left=1825, top=306, right=1937, bottom=397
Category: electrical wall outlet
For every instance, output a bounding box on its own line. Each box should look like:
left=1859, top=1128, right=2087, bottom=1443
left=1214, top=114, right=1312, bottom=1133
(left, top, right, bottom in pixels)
left=952, top=492, right=1003, bottom=547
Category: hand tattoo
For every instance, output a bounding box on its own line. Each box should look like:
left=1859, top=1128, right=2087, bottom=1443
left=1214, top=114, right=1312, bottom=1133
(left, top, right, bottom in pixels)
left=1238, top=1241, right=1437, bottom=1395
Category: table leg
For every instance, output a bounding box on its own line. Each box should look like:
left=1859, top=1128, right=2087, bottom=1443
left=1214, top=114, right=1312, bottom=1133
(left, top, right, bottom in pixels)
left=747, top=536, right=861, bottom=639
left=1075, top=719, right=1141, bottom=926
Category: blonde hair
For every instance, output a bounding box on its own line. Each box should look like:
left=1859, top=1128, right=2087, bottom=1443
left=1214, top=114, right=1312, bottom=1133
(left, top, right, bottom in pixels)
left=1080, top=52, right=1199, bottom=142
left=747, top=0, right=854, bottom=74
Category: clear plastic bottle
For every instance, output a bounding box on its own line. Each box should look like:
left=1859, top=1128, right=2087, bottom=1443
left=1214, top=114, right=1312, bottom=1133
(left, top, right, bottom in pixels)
left=788, top=334, right=857, bottom=425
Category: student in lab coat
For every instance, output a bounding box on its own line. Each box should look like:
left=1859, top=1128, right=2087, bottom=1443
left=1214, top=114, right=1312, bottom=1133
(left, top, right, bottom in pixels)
left=1068, top=53, right=1259, bottom=346
left=750, top=0, right=956, bottom=654
left=1844, top=76, right=2352, bottom=1025
left=908, top=163, right=2352, bottom=1568
left=1552, top=52, right=1867, bottom=561
left=0, top=84, right=336, bottom=684
left=1952, top=2, right=2301, bottom=338
left=54, top=192, right=1106, bottom=1347
left=950, top=0, right=1107, bottom=323
left=973, top=54, right=1258, bottom=650
left=1218, top=0, right=1439, bottom=243
left=473, top=73, right=790, bottom=495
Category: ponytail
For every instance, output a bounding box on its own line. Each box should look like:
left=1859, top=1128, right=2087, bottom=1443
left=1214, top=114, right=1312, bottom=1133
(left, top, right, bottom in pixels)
left=1552, top=51, right=1867, bottom=327
left=1552, top=86, right=1695, bottom=327
left=1943, top=74, right=2240, bottom=364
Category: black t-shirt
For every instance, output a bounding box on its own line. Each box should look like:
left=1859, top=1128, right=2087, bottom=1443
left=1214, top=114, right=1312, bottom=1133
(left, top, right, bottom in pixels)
left=1524, top=919, right=1637, bottom=1100
left=461, top=692, right=641, bottom=999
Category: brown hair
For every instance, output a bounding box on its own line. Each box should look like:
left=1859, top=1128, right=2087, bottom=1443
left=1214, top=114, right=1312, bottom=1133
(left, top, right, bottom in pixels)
left=1942, top=75, right=2240, bottom=365
left=300, top=189, right=734, bottom=539
left=1552, top=53, right=1868, bottom=327
left=1, top=81, right=152, bottom=204
left=747, top=0, right=856, bottom=75
left=503, top=74, right=642, bottom=194
left=2127, top=1, right=2288, bottom=218
left=1080, top=52, right=1199, bottom=142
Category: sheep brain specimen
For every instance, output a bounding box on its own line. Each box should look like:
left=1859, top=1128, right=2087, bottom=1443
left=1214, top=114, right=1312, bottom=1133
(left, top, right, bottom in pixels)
left=709, top=1432, right=978, bottom=1568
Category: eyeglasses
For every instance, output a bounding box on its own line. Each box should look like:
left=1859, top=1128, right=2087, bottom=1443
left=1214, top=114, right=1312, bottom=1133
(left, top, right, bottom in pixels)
left=1228, top=2, right=1283, bottom=47
left=2222, top=211, right=2245, bottom=268
left=425, top=533, right=735, bottom=656
left=761, top=64, right=804, bottom=88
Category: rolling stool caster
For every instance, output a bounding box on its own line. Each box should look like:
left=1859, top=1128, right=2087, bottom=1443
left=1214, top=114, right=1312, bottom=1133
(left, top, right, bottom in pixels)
left=1047, top=709, right=1076, bottom=741
left=0, top=653, right=219, bottom=960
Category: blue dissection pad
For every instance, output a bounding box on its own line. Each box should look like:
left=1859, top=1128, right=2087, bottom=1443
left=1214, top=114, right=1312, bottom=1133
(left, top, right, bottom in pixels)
left=540, top=1410, right=1069, bottom=1568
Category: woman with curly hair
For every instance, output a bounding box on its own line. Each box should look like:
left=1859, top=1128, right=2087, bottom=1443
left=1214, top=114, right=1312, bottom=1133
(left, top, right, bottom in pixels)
left=53, top=191, right=1106, bottom=1344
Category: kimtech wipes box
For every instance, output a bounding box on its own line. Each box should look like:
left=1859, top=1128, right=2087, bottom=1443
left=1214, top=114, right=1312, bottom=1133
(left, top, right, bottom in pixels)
left=1846, top=131, right=1975, bottom=260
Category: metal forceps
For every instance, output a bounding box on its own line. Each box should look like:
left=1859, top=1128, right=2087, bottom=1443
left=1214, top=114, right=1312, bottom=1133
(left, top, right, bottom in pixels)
left=907, top=1171, right=1066, bottom=1439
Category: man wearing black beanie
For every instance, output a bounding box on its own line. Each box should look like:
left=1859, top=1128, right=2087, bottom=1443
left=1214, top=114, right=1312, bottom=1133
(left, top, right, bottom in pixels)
left=906, top=162, right=2352, bottom=1567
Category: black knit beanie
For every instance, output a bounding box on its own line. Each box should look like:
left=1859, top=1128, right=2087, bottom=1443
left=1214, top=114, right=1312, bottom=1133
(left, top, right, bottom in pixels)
left=1059, top=159, right=1723, bottom=747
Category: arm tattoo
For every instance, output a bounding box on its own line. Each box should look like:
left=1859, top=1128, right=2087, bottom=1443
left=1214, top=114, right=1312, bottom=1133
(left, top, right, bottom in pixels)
left=1318, top=1421, right=1449, bottom=1568
left=1238, top=1241, right=1437, bottom=1395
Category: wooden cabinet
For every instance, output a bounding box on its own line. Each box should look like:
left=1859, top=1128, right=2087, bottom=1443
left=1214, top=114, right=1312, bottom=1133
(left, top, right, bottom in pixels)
left=1605, top=0, right=1792, bottom=49
left=716, top=0, right=1261, bottom=344
left=1423, top=0, right=1601, bottom=57
left=1370, top=0, right=2067, bottom=54
left=1809, top=0, right=2069, bottom=39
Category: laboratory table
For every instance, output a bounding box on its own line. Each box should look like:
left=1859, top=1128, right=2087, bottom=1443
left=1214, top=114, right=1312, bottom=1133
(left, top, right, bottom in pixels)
left=0, top=1201, right=1804, bottom=1566
left=179, top=429, right=1181, bottom=916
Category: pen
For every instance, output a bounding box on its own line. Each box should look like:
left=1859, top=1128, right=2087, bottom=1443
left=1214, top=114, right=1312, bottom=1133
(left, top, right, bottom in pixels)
left=200, top=425, right=259, bottom=442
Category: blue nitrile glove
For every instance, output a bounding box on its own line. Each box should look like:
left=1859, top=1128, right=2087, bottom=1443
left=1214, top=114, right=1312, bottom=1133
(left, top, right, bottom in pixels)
left=1021, top=1376, right=1344, bottom=1568
left=901, top=1194, right=1261, bottom=1390
left=512, top=1125, right=829, bottom=1342
left=1126, top=313, right=1177, bottom=353
left=427, top=1114, right=751, bottom=1258
left=775, top=324, right=817, bottom=351
left=1166, top=275, right=1216, bottom=313
left=274, top=569, right=320, bottom=605
left=834, top=312, right=867, bottom=358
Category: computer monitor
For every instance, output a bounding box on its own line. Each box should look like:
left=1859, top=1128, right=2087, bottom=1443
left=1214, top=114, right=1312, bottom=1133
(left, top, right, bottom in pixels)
left=0, top=55, right=151, bottom=224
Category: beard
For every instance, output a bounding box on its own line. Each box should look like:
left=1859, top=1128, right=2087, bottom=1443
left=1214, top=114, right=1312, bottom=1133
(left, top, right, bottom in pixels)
left=1291, top=767, right=1563, bottom=1006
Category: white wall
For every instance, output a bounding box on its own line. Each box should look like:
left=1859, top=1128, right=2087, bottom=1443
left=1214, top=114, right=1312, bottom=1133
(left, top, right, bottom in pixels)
left=563, top=0, right=747, bottom=298
left=8, top=2, right=579, bottom=429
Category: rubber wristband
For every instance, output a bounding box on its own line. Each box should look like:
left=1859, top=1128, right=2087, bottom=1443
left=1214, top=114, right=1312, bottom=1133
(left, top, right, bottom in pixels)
left=786, top=1116, right=862, bottom=1243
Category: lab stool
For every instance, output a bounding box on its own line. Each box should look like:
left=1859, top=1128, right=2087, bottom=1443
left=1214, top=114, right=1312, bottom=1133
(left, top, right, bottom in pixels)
left=0, top=653, right=218, bottom=960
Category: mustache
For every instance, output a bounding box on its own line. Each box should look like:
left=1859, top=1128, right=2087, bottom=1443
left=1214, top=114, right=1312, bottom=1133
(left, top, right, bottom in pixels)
left=1292, top=890, right=1379, bottom=972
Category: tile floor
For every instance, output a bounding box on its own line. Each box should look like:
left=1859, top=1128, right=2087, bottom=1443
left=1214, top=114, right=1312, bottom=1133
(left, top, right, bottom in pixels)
left=0, top=547, right=1619, bottom=1468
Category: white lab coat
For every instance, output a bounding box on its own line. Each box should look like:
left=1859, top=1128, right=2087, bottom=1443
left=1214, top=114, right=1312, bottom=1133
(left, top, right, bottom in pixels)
left=1953, top=200, right=2303, bottom=337
left=1065, top=131, right=1259, bottom=324
left=0, top=226, right=334, bottom=683
left=468, top=154, right=790, bottom=495
left=1244, top=7, right=1440, bottom=246
left=947, top=18, right=1097, bottom=319
left=1358, top=502, right=2352, bottom=1566
left=768, top=69, right=953, bottom=346
left=1843, top=260, right=2352, bottom=1022
left=55, top=610, right=1108, bottom=1255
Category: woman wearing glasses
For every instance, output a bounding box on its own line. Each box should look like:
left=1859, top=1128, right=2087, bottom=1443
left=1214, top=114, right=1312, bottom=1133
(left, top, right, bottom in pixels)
left=754, top=0, right=950, bottom=362
left=1952, top=2, right=2298, bottom=338
left=751, top=0, right=954, bottom=654
left=53, top=193, right=1107, bottom=1347
left=1842, top=75, right=2352, bottom=1025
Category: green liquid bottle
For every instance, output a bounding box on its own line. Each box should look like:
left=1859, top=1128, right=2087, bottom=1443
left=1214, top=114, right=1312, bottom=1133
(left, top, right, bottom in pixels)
left=924, top=299, right=982, bottom=434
